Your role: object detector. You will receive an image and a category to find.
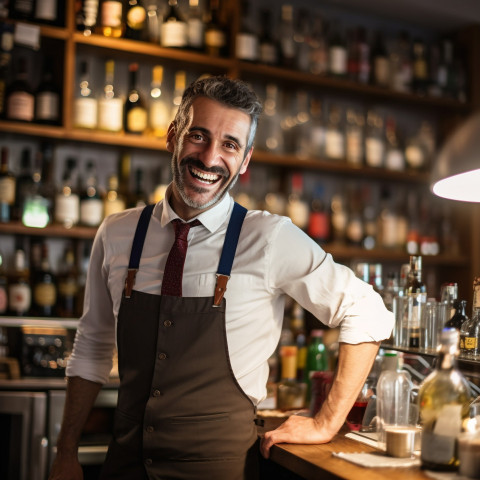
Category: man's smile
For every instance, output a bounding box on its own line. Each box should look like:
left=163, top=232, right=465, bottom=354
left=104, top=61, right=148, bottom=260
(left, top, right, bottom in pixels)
left=189, top=165, right=222, bottom=185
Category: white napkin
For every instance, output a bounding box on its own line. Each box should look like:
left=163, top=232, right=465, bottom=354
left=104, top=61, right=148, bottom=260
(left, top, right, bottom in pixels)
left=332, top=451, right=421, bottom=468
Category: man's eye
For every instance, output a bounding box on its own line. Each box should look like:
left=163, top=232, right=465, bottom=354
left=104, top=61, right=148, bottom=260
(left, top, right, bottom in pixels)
left=190, top=133, right=204, bottom=141
left=224, top=142, right=237, bottom=150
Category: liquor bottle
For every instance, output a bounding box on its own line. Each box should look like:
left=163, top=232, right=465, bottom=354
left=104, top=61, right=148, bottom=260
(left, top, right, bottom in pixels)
left=330, top=192, right=347, bottom=244
left=293, top=9, right=310, bottom=72
left=411, top=38, right=429, bottom=95
left=0, top=147, right=15, bottom=223
left=235, top=0, right=258, bottom=62
left=293, top=90, right=311, bottom=159
left=145, top=1, right=161, bottom=44
left=125, top=0, right=146, bottom=40
left=55, top=158, right=80, bottom=228
left=436, top=39, right=455, bottom=98
left=0, top=250, right=8, bottom=315
left=371, top=31, right=389, bottom=87
left=257, top=83, right=283, bottom=153
left=0, top=23, right=14, bottom=119
left=79, top=160, right=104, bottom=227
left=345, top=188, right=364, bottom=246
left=307, top=184, right=330, bottom=244
left=99, top=0, right=124, bottom=37
left=76, top=0, right=99, bottom=35
left=161, top=0, right=188, bottom=48
left=98, top=59, right=124, bottom=133
left=74, top=60, right=98, bottom=129
left=309, top=15, right=328, bottom=75
left=31, top=242, right=57, bottom=317
left=13, top=148, right=33, bottom=221
left=34, top=0, right=63, bottom=26
left=8, top=248, right=31, bottom=316
left=204, top=0, right=227, bottom=57
left=6, top=57, right=34, bottom=122
left=324, top=104, right=345, bottom=161
left=404, top=255, right=427, bottom=348
left=187, top=0, right=205, bottom=50
left=277, top=345, right=307, bottom=410
left=132, top=168, right=149, bottom=208
left=357, top=27, right=370, bottom=84
left=462, top=278, right=480, bottom=360
left=8, top=0, right=34, bottom=19
left=125, top=62, right=147, bottom=134
left=384, top=116, right=405, bottom=171
left=364, top=110, right=385, bottom=168
left=171, top=70, right=186, bottom=119
left=389, top=31, right=413, bottom=93
left=345, top=109, right=364, bottom=166
left=445, top=300, right=468, bottom=333
left=258, top=8, right=278, bottom=66
left=35, top=56, right=60, bottom=125
left=148, top=65, right=170, bottom=138
left=57, top=244, right=79, bottom=318
left=104, top=174, right=126, bottom=217
left=308, top=98, right=325, bottom=159
left=328, top=20, right=347, bottom=77
left=279, top=4, right=295, bottom=68
left=419, top=328, right=472, bottom=471
left=347, top=28, right=360, bottom=82
left=286, top=173, right=309, bottom=231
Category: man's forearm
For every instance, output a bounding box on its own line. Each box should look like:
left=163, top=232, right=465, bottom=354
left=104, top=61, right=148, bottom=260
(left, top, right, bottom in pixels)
left=56, top=376, right=103, bottom=455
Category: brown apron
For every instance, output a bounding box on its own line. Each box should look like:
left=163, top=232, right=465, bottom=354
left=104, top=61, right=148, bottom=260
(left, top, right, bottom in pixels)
left=100, top=204, right=258, bottom=480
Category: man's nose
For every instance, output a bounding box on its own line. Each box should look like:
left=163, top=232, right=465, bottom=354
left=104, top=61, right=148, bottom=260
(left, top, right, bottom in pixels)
left=198, top=141, right=221, bottom=166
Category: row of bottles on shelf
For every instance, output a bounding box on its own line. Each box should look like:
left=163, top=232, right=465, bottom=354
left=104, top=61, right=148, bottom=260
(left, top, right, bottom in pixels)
left=0, top=143, right=155, bottom=228
left=1, top=0, right=64, bottom=26
left=234, top=172, right=458, bottom=257
left=0, top=240, right=90, bottom=318
left=257, top=84, right=436, bottom=171
left=71, top=0, right=467, bottom=102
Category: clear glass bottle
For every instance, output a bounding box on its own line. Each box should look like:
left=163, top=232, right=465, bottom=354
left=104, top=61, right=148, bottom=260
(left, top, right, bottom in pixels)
left=187, top=0, right=205, bottom=50
left=148, top=65, right=170, bottom=138
left=79, top=160, right=104, bottom=227
left=74, top=60, right=98, bottom=129
left=99, top=0, right=125, bottom=37
left=345, top=109, right=364, bottom=166
left=0, top=146, right=16, bottom=223
left=161, top=0, right=188, bottom=48
left=364, top=110, right=385, bottom=168
left=419, top=328, right=472, bottom=471
left=98, top=59, right=124, bottom=133
left=404, top=255, right=427, bottom=348
left=384, top=116, right=405, bottom=171
left=325, top=104, right=345, bottom=161
left=55, top=157, right=80, bottom=229
left=124, top=62, right=147, bottom=134
left=389, top=31, right=413, bottom=92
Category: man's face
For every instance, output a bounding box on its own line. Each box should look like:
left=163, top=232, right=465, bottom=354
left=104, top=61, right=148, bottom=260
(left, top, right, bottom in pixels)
left=167, top=97, right=253, bottom=219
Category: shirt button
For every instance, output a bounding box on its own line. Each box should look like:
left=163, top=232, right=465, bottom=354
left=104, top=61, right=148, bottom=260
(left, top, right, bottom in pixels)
left=163, top=320, right=172, bottom=327
left=146, top=425, right=154, bottom=433
left=152, top=389, right=161, bottom=397
left=145, top=458, right=152, bottom=466
left=158, top=352, right=167, bottom=360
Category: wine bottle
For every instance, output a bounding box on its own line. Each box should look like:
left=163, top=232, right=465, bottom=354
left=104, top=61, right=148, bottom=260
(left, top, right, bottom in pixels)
left=74, top=60, right=98, bottom=129
left=0, top=147, right=16, bottom=223
left=0, top=24, right=14, bottom=119
left=8, top=248, right=31, bottom=316
left=404, top=255, right=427, bottom=348
left=76, top=0, right=99, bottom=35
left=125, top=62, right=147, bottom=134
left=99, top=0, right=125, bottom=38
left=419, top=328, right=472, bottom=471
left=148, top=65, right=170, bottom=138
left=171, top=70, right=186, bottom=119
left=79, top=160, right=104, bottom=227
left=31, top=242, right=57, bottom=317
left=258, top=8, right=278, bottom=66
left=307, top=184, right=330, bottom=243
left=235, top=0, right=258, bottom=62
left=98, top=59, right=124, bottom=133
left=187, top=0, right=205, bottom=50
left=34, top=0, right=63, bottom=26
left=104, top=174, right=126, bottom=217
left=8, top=0, right=34, bottom=20
left=286, top=173, right=309, bottom=231
left=125, top=0, right=146, bottom=40
left=132, top=168, right=149, bottom=208
left=55, top=158, right=80, bottom=228
left=364, top=110, right=385, bottom=168
left=279, top=4, right=295, bottom=68
left=445, top=300, right=468, bottom=332
left=13, top=148, right=34, bottom=222
left=345, top=109, right=364, bottom=166
left=161, top=0, right=188, bottom=48
left=371, top=30, right=389, bottom=87
left=35, top=56, right=61, bottom=125
left=204, top=0, right=227, bottom=57
left=324, top=104, right=345, bottom=161
left=328, top=20, right=347, bottom=77
left=384, top=116, right=405, bottom=171
left=6, top=56, right=34, bottom=122
left=57, top=244, right=79, bottom=318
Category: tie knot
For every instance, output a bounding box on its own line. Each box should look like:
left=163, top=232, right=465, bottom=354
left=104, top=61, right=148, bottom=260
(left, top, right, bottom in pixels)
left=172, top=219, right=201, bottom=241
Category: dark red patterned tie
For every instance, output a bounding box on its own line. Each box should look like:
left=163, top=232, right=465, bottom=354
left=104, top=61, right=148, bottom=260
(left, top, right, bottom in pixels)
left=161, top=219, right=201, bottom=297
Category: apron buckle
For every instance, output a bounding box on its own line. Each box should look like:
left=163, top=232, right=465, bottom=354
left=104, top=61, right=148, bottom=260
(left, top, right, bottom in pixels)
left=124, top=268, right=138, bottom=298
left=213, top=274, right=230, bottom=307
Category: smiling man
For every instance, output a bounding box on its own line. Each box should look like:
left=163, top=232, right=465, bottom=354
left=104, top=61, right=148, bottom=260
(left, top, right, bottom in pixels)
left=49, top=76, right=393, bottom=480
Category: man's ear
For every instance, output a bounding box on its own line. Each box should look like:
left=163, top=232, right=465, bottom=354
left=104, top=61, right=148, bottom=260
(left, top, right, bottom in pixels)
left=239, top=147, right=254, bottom=174
left=166, top=122, right=176, bottom=153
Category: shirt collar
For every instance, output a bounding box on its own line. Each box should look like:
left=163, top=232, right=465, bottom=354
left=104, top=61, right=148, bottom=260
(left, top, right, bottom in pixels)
left=158, top=183, right=233, bottom=233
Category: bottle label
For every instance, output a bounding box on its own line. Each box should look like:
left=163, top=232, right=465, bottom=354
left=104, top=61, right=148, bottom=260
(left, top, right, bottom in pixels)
left=0, top=177, right=15, bottom=204
left=102, top=1, right=122, bottom=27
left=325, top=129, right=345, bottom=159
left=104, top=199, right=125, bottom=217
left=329, top=46, right=347, bottom=75
left=161, top=22, right=188, bottom=47
left=9, top=283, right=31, bottom=314
left=7, top=92, right=34, bottom=121
left=36, top=92, right=59, bottom=121
left=98, top=98, right=123, bottom=132
left=346, top=129, right=363, bottom=165
left=405, top=144, right=425, bottom=169
left=34, top=282, right=57, bottom=307
left=385, top=149, right=405, bottom=171
left=55, top=194, right=80, bottom=226
left=74, top=97, right=98, bottom=129
left=80, top=198, right=103, bottom=226
left=236, top=34, right=258, bottom=61
left=205, top=29, right=226, bottom=49
left=35, top=0, right=57, bottom=21
left=127, top=107, right=147, bottom=133
left=187, top=18, right=204, bottom=48
left=421, top=431, right=456, bottom=465
left=365, top=137, right=385, bottom=167
left=374, top=57, right=390, bottom=86
left=149, top=101, right=170, bottom=137
left=464, top=337, right=478, bottom=350
left=58, top=279, right=78, bottom=297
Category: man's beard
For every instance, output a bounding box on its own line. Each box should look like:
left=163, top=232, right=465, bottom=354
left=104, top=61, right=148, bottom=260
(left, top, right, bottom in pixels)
left=171, top=153, right=243, bottom=210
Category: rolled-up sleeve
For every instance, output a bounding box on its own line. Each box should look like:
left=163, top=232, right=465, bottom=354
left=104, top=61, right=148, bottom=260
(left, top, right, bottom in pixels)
left=268, top=219, right=394, bottom=343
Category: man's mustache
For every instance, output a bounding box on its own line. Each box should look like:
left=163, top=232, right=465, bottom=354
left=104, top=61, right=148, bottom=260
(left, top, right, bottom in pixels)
left=180, top=157, right=229, bottom=179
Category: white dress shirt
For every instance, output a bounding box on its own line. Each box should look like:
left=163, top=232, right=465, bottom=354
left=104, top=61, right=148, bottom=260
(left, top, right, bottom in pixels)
left=67, top=186, right=394, bottom=404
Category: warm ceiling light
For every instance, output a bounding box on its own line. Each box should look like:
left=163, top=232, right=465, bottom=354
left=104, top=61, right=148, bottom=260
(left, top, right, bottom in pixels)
left=431, top=112, right=480, bottom=202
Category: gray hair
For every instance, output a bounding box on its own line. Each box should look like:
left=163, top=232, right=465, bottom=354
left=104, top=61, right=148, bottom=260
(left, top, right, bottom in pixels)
left=174, top=75, right=263, bottom=155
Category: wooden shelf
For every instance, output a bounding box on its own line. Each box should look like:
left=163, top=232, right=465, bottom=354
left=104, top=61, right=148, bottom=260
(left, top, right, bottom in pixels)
left=0, top=316, right=79, bottom=329
left=0, top=222, right=97, bottom=240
